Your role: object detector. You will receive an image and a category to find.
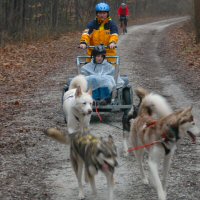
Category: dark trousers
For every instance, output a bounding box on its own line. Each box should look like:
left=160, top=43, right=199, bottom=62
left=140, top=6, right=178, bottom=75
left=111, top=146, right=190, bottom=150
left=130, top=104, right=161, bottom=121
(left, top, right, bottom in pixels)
left=120, top=16, right=127, bottom=26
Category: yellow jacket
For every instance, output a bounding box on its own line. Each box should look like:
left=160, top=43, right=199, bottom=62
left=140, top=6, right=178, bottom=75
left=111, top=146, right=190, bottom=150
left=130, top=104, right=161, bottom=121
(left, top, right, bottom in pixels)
left=80, top=17, right=119, bottom=62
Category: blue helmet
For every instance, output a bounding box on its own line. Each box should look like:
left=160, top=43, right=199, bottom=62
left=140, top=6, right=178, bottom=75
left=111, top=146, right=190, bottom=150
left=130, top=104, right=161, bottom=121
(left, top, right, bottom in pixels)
left=95, top=2, right=110, bottom=12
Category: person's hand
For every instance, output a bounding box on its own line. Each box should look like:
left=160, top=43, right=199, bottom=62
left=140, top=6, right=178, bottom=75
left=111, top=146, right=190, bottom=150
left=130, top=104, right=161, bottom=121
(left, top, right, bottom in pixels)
left=80, top=43, right=87, bottom=49
left=109, top=42, right=116, bottom=49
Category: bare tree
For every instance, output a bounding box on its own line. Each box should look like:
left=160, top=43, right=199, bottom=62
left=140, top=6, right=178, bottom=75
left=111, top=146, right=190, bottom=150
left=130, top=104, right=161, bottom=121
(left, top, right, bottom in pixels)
left=0, top=0, right=194, bottom=46
left=194, top=0, right=200, bottom=43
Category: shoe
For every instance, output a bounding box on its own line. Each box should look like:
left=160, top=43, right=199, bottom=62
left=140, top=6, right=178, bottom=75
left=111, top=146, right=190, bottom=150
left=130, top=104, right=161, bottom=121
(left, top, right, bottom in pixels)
left=99, top=100, right=107, bottom=105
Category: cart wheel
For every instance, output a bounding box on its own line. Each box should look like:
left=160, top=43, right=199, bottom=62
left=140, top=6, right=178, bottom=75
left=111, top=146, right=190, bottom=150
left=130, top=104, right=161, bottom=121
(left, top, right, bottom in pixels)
left=122, top=88, right=132, bottom=131
left=122, top=87, right=132, bottom=105
left=62, top=84, right=69, bottom=124
left=62, top=84, right=69, bottom=105
left=122, top=110, right=130, bottom=131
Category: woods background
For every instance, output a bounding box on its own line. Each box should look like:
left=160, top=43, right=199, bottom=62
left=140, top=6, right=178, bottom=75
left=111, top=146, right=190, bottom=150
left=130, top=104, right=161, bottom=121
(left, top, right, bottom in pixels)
left=0, top=0, right=199, bottom=46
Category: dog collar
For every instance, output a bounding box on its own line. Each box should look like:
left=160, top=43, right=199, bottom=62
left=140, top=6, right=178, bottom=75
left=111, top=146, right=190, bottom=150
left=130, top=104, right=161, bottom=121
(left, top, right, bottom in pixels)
left=161, top=126, right=180, bottom=155
left=72, top=108, right=81, bottom=122
left=168, top=126, right=180, bottom=141
left=74, top=114, right=80, bottom=122
left=162, top=126, right=180, bottom=142
left=78, top=134, right=99, bottom=144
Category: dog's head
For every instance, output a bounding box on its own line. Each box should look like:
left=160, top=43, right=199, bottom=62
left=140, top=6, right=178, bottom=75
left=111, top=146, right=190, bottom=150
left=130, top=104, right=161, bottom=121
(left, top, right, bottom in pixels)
left=178, top=106, right=199, bottom=143
left=166, top=106, right=199, bottom=143
left=74, top=86, right=93, bottom=116
left=96, top=135, right=118, bottom=173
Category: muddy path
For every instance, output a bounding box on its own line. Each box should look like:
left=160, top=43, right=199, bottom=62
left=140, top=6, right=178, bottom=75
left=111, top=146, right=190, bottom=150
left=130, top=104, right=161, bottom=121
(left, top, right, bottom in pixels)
left=1, top=16, right=200, bottom=200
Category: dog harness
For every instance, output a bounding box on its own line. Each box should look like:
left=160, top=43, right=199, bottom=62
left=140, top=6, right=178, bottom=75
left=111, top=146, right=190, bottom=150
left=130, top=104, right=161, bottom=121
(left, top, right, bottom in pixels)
left=152, top=122, right=180, bottom=155
left=77, top=134, right=99, bottom=144
left=128, top=121, right=180, bottom=155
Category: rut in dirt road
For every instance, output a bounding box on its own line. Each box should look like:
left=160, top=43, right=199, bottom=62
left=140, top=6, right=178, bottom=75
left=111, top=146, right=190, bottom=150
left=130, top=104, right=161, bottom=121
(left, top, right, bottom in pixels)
left=1, top=16, right=199, bottom=200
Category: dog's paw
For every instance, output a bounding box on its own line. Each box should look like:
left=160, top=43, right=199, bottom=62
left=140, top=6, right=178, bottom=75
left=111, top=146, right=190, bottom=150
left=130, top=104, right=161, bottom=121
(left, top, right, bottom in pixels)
left=78, top=192, right=85, bottom=200
left=142, top=178, right=149, bottom=185
left=92, top=190, right=97, bottom=196
left=123, top=150, right=129, bottom=157
left=158, top=192, right=166, bottom=200
left=123, top=143, right=129, bottom=157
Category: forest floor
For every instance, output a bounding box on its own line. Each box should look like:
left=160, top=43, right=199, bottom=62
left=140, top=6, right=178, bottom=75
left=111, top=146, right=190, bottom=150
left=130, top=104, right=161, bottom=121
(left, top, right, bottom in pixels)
left=1, top=16, right=199, bottom=138
left=0, top=16, right=200, bottom=200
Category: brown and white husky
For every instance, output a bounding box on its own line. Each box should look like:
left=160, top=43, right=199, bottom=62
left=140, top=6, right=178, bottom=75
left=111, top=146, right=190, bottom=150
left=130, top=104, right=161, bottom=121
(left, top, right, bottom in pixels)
left=129, top=87, right=199, bottom=200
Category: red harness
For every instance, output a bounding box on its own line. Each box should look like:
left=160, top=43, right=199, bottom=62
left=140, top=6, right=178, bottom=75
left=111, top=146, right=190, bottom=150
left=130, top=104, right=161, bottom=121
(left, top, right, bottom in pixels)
left=146, top=120, right=157, bottom=128
left=146, top=120, right=167, bottom=140
left=128, top=120, right=169, bottom=153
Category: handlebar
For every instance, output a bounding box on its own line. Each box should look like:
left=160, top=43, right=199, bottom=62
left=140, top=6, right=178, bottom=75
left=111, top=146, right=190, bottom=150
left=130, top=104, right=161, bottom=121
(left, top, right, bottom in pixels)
left=78, top=45, right=117, bottom=49
left=87, top=45, right=117, bottom=49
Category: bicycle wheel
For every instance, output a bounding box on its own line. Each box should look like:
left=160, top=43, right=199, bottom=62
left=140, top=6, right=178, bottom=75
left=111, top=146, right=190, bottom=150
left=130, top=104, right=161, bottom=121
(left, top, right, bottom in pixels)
left=122, top=21, right=126, bottom=34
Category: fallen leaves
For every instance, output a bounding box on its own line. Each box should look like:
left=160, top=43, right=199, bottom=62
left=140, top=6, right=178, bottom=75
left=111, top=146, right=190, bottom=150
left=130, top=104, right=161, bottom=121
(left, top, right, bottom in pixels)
left=169, top=21, right=200, bottom=69
left=0, top=31, right=82, bottom=125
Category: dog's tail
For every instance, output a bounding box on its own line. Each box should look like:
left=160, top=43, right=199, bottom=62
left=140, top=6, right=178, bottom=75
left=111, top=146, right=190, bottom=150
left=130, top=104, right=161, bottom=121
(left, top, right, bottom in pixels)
left=135, top=87, right=172, bottom=118
left=69, top=75, right=87, bottom=92
left=143, top=93, right=173, bottom=117
left=44, top=128, right=70, bottom=144
left=135, top=87, right=149, bottom=100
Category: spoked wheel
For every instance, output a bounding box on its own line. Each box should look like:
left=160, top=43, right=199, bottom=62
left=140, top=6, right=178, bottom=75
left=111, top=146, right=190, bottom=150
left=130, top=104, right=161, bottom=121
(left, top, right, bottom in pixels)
left=121, top=19, right=127, bottom=35
left=121, top=21, right=126, bottom=35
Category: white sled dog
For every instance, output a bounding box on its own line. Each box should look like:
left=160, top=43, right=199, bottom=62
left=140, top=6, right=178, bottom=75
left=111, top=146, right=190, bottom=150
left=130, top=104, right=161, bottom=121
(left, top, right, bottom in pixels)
left=63, top=75, right=93, bottom=134
left=129, top=87, right=199, bottom=200
left=45, top=128, right=118, bottom=200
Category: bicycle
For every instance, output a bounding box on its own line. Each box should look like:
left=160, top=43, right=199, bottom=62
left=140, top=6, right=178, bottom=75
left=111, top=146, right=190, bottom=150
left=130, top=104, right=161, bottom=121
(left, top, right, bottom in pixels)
left=120, top=16, right=127, bottom=34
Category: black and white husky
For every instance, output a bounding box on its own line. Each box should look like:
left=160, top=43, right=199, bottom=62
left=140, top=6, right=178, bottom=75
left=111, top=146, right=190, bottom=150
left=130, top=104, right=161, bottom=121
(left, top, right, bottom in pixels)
left=46, top=128, right=118, bottom=200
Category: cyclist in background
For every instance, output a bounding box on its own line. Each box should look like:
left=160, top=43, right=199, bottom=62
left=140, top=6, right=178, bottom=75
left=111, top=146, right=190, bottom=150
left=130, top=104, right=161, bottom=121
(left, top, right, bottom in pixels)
left=118, top=3, right=130, bottom=33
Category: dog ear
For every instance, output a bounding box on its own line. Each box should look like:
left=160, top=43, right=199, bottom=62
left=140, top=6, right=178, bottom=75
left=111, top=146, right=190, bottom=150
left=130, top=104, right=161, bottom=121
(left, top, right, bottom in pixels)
left=75, top=86, right=82, bottom=97
left=178, top=106, right=193, bottom=123
left=108, top=135, right=114, bottom=144
left=87, top=87, right=93, bottom=96
left=179, top=106, right=192, bottom=116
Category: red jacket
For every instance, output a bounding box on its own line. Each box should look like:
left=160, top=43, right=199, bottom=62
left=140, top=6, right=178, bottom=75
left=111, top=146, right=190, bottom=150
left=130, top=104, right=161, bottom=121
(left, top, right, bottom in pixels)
left=118, top=6, right=129, bottom=17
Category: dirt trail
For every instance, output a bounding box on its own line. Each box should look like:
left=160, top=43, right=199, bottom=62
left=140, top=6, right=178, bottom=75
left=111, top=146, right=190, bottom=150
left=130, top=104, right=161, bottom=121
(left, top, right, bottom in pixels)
left=1, top=16, right=200, bottom=200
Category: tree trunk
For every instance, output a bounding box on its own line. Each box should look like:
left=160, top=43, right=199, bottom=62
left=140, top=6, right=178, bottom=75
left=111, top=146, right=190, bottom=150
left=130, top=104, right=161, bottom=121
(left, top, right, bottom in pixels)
left=51, top=0, right=58, bottom=29
left=194, top=0, right=200, bottom=43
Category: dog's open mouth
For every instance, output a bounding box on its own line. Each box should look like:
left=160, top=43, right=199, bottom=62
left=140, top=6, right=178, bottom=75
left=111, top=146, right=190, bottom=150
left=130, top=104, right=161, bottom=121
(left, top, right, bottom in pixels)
left=102, top=162, right=110, bottom=172
left=83, top=112, right=92, bottom=116
left=102, top=159, right=117, bottom=172
left=187, top=130, right=196, bottom=144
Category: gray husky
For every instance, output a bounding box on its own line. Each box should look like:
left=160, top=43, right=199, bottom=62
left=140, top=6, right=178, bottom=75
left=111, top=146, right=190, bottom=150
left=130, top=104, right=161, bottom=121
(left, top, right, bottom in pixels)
left=46, top=128, right=118, bottom=200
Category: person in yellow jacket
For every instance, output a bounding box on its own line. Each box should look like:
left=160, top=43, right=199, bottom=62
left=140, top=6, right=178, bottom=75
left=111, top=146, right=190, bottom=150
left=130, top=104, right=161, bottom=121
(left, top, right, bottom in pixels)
left=79, top=2, right=119, bottom=62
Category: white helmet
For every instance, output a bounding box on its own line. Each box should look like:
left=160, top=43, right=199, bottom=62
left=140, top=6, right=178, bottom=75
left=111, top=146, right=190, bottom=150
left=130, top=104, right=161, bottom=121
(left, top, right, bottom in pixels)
left=121, top=3, right=126, bottom=8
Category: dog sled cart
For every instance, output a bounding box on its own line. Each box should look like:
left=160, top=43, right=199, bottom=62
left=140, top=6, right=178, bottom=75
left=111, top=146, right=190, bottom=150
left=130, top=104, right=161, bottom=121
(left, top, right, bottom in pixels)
left=63, top=46, right=135, bottom=130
